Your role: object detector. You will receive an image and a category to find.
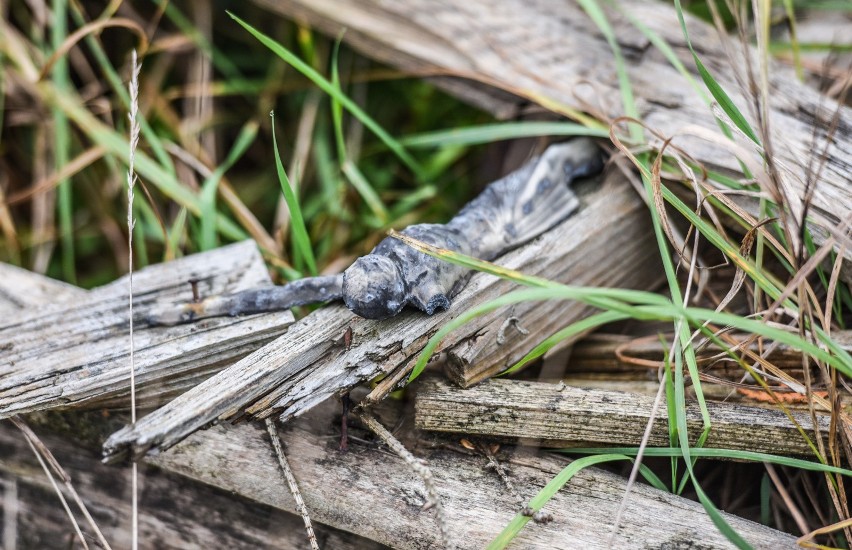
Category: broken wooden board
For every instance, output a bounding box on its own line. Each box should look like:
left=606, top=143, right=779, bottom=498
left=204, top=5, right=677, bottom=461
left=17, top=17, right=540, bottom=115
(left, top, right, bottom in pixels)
left=0, top=419, right=387, bottom=550
left=141, top=397, right=795, bottom=549
left=415, top=378, right=830, bottom=457
left=253, top=0, right=852, bottom=279
left=0, top=241, right=294, bottom=417
left=103, top=171, right=664, bottom=461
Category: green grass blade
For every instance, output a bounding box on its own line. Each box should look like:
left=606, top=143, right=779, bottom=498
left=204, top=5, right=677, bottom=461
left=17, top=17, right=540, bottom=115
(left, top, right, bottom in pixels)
left=486, top=454, right=660, bottom=549
left=501, top=310, right=629, bottom=375
left=673, top=0, right=760, bottom=145
left=52, top=0, right=75, bottom=283
left=576, top=0, right=642, bottom=142
left=486, top=454, right=622, bottom=549
left=272, top=113, right=317, bottom=276
left=228, top=12, right=425, bottom=178
left=199, top=120, right=259, bottom=250
left=400, top=122, right=609, bottom=148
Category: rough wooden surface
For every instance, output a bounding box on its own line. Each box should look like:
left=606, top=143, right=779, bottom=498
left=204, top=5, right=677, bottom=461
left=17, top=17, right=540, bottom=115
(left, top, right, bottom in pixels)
left=0, top=263, right=87, bottom=312
left=253, top=0, right=852, bottom=278
left=416, top=378, right=830, bottom=457
left=0, top=242, right=294, bottom=418
left=147, top=397, right=796, bottom=549
left=0, top=420, right=387, bottom=550
left=0, top=263, right=798, bottom=548
left=103, top=171, right=664, bottom=461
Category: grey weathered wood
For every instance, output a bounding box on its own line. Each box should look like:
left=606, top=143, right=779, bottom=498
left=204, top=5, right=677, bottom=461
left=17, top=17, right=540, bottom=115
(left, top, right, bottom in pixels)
left=0, top=264, right=796, bottom=548
left=103, top=171, right=663, bottom=460
left=416, top=378, right=831, bottom=457
left=0, top=241, right=294, bottom=418
left=0, top=420, right=387, bottom=550
left=146, top=397, right=796, bottom=549
left=253, top=0, right=852, bottom=279
left=0, top=263, right=87, bottom=313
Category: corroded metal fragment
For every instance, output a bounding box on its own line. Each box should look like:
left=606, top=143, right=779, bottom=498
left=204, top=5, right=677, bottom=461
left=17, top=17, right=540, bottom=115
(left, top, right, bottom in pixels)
left=147, top=138, right=602, bottom=324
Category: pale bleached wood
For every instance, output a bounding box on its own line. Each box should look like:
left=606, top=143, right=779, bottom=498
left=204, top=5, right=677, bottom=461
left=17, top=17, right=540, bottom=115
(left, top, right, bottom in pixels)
left=0, top=421, right=387, bottom=550
left=0, top=263, right=87, bottom=313
left=416, top=378, right=831, bottom=457
left=103, top=172, right=664, bottom=461
left=146, top=397, right=796, bottom=549
left=0, top=241, right=294, bottom=418
left=252, top=0, right=852, bottom=279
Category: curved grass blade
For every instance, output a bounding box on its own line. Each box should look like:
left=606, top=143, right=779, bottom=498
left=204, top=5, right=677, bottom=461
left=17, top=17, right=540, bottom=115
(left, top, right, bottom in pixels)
left=673, top=0, right=760, bottom=145
left=400, top=122, right=609, bottom=148
left=559, top=447, right=852, bottom=477
left=485, top=454, right=662, bottom=549
left=199, top=120, right=259, bottom=250
left=272, top=113, right=317, bottom=276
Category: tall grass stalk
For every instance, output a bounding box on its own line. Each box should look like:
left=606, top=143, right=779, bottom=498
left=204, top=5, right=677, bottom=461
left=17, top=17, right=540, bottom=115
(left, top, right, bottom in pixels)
left=126, top=49, right=141, bottom=550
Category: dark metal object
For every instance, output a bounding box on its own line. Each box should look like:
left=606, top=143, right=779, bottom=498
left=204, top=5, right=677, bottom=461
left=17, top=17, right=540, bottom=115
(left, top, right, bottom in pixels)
left=146, top=138, right=602, bottom=325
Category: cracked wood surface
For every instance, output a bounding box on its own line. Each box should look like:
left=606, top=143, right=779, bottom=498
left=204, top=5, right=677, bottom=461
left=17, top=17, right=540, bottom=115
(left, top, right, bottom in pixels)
left=146, top=397, right=796, bottom=549
left=0, top=420, right=386, bottom=550
left=0, top=241, right=294, bottom=418
left=253, top=0, right=852, bottom=279
left=103, top=171, right=664, bottom=461
left=416, top=378, right=830, bottom=457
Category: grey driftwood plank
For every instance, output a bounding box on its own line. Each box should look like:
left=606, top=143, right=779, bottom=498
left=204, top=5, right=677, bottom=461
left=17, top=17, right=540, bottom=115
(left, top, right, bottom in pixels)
left=415, top=378, right=830, bottom=457
left=147, top=398, right=796, bottom=549
left=0, top=241, right=294, bottom=417
left=0, top=421, right=387, bottom=550
left=253, top=0, right=852, bottom=279
left=0, top=263, right=87, bottom=313
left=103, top=171, right=663, bottom=460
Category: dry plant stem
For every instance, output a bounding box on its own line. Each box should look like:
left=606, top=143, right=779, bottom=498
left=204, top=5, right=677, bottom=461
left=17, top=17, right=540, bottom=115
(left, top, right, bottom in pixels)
left=10, top=416, right=111, bottom=550
left=264, top=418, right=320, bottom=550
left=126, top=49, right=141, bottom=550
left=765, top=462, right=809, bottom=535
left=356, top=410, right=453, bottom=550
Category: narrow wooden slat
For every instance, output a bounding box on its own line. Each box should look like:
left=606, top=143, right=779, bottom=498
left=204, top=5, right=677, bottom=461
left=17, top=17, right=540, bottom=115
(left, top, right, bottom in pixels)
left=0, top=241, right=294, bottom=417
left=416, top=378, right=830, bottom=457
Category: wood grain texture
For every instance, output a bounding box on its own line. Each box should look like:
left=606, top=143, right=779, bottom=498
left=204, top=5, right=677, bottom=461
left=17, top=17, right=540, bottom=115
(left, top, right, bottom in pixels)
left=103, top=171, right=663, bottom=460
left=252, top=0, right=852, bottom=279
left=148, top=398, right=797, bottom=550
left=0, top=241, right=294, bottom=418
left=0, top=263, right=87, bottom=313
left=0, top=421, right=387, bottom=550
left=415, top=378, right=830, bottom=457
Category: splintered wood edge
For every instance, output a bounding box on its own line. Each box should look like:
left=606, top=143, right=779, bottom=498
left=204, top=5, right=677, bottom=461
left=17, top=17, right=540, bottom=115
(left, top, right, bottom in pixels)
left=0, top=241, right=294, bottom=419
left=415, top=378, right=830, bottom=457
left=101, top=175, right=657, bottom=461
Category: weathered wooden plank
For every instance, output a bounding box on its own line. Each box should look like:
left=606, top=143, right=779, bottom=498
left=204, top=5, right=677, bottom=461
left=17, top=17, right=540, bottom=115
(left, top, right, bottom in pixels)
left=145, top=397, right=797, bottom=549
left=415, top=378, right=831, bottom=457
left=0, top=241, right=294, bottom=418
left=0, top=263, right=87, bottom=313
left=0, top=420, right=387, bottom=550
left=103, top=171, right=663, bottom=460
left=253, top=0, right=852, bottom=279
